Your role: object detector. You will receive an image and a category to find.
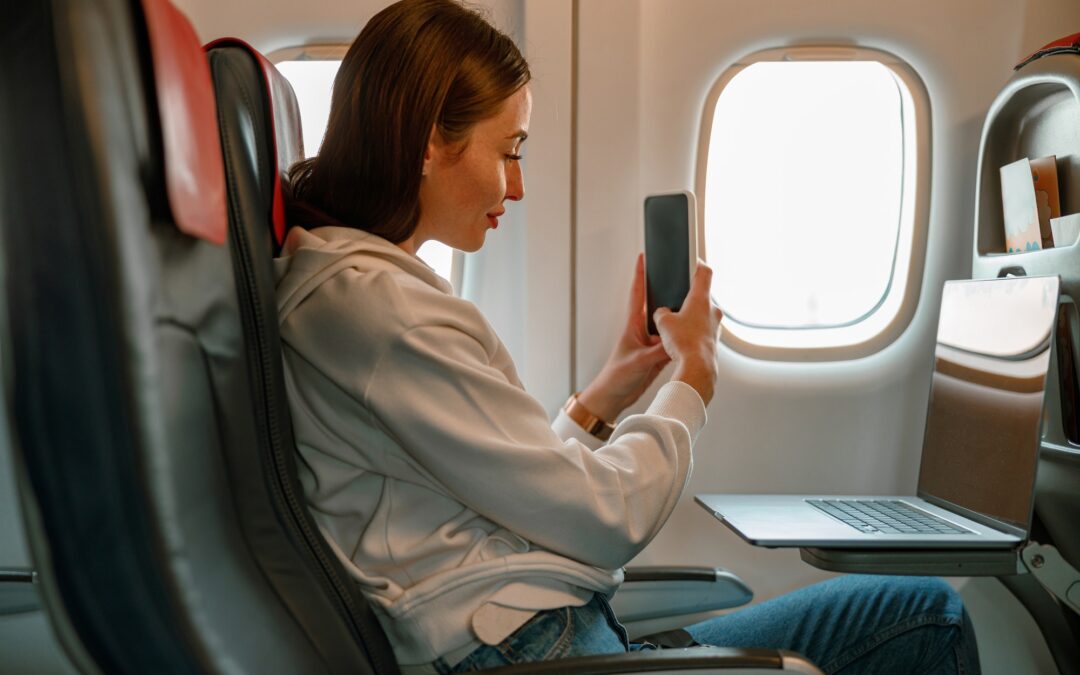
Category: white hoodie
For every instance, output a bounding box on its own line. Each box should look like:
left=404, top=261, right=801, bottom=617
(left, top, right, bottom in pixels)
left=274, top=225, right=706, bottom=667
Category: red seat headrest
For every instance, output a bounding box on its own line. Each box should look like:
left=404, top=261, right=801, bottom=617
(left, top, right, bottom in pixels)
left=141, top=0, right=228, bottom=244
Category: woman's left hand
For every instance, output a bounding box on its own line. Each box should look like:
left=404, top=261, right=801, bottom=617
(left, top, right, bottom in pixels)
left=577, top=253, right=672, bottom=422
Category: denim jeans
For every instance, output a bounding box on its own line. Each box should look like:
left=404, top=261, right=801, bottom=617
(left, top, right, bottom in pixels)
left=436, top=575, right=981, bottom=674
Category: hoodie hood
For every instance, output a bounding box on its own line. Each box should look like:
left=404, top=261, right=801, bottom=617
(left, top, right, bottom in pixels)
left=275, top=225, right=453, bottom=321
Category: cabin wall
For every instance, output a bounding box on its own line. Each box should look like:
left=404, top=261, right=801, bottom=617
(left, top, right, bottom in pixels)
left=575, top=0, right=1080, bottom=588
left=573, top=0, right=1075, bottom=671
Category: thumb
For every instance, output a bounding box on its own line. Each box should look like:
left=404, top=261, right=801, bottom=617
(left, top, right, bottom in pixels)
left=632, top=341, right=670, bottom=369
left=645, top=341, right=671, bottom=362
left=641, top=338, right=668, bottom=355
left=653, top=306, right=672, bottom=325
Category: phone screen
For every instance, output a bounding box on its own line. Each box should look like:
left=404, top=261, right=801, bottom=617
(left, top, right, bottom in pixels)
left=645, top=193, right=692, bottom=335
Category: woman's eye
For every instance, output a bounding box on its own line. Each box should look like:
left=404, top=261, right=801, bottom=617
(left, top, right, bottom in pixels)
left=505, top=153, right=522, bottom=162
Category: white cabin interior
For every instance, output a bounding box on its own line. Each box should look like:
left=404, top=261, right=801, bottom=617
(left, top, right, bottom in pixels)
left=3, top=1, right=1080, bottom=673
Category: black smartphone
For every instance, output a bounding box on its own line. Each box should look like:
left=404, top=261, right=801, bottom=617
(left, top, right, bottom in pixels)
left=645, top=191, right=698, bottom=335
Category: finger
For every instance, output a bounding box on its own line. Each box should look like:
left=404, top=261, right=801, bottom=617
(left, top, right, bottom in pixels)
left=629, top=253, right=646, bottom=315
left=684, top=262, right=713, bottom=309
left=641, top=340, right=669, bottom=362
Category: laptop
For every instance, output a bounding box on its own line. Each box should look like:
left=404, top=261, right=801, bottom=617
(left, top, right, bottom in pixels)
left=697, top=275, right=1060, bottom=549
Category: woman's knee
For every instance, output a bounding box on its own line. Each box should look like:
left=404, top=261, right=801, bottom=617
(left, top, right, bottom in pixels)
left=880, top=576, right=964, bottom=621
left=820, top=575, right=964, bottom=621
left=815, top=577, right=978, bottom=674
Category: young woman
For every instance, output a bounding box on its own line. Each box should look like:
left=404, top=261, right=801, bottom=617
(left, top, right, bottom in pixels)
left=276, top=1, right=981, bottom=673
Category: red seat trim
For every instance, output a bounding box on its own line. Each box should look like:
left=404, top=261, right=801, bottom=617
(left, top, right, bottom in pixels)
left=140, top=0, right=228, bottom=244
left=205, top=38, right=306, bottom=247
left=1016, top=31, right=1080, bottom=70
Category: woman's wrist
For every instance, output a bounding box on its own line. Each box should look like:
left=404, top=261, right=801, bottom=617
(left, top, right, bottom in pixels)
left=576, top=380, right=623, bottom=424
left=671, top=355, right=715, bottom=406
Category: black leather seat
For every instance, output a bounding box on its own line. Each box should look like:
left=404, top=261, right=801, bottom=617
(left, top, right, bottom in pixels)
left=1, top=0, right=385, bottom=672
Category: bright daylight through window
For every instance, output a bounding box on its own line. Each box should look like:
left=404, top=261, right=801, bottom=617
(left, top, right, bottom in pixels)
left=703, top=55, right=923, bottom=354
left=276, top=56, right=456, bottom=284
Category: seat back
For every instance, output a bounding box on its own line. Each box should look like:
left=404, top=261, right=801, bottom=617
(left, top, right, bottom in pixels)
left=971, top=31, right=1080, bottom=674
left=0, top=0, right=381, bottom=672
left=205, top=38, right=399, bottom=674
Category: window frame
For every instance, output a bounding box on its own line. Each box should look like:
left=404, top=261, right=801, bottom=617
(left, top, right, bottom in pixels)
left=694, top=45, right=931, bottom=361
left=268, top=44, right=465, bottom=292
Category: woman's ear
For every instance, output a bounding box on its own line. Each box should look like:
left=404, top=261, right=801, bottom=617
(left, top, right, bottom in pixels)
left=422, top=124, right=439, bottom=177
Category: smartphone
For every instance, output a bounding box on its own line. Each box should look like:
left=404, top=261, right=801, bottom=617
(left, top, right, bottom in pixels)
left=645, top=191, right=698, bottom=336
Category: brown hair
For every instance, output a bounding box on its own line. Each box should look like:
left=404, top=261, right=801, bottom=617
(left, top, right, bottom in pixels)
left=286, top=0, right=531, bottom=242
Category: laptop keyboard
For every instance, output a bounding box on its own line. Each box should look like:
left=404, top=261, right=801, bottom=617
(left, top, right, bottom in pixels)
left=807, top=499, right=971, bottom=535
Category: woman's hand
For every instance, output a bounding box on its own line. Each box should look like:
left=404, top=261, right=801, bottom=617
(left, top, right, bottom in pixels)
left=652, top=262, right=723, bottom=406
left=577, top=254, right=673, bottom=422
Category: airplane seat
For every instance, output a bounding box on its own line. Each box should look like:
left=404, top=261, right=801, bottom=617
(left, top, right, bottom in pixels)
left=201, top=30, right=822, bottom=675
left=1, top=0, right=388, bottom=672
left=203, top=37, right=400, bottom=674
left=970, top=31, right=1080, bottom=674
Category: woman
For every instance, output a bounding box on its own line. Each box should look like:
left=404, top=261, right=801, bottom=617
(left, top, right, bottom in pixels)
left=276, top=1, right=980, bottom=673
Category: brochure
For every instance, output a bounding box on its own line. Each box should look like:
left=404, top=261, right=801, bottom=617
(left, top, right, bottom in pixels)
left=1029, top=155, right=1061, bottom=248
left=1000, top=157, right=1042, bottom=253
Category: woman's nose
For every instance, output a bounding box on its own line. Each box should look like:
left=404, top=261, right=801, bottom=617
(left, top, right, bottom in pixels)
left=505, top=160, right=524, bottom=202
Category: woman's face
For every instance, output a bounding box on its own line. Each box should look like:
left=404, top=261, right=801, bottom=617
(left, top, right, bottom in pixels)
left=413, top=85, right=531, bottom=254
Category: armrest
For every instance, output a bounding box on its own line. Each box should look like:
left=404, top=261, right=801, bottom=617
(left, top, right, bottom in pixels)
left=623, top=566, right=721, bottom=583
left=0, top=568, right=40, bottom=615
left=611, top=566, right=752, bottom=623
left=485, top=647, right=823, bottom=674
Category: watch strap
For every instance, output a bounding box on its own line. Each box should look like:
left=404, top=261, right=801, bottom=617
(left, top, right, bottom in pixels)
left=563, top=392, right=615, bottom=441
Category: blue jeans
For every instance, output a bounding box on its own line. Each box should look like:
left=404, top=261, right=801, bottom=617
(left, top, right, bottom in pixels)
left=436, top=575, right=980, bottom=674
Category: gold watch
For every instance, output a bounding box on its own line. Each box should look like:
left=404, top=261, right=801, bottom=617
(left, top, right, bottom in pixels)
left=563, top=392, right=615, bottom=441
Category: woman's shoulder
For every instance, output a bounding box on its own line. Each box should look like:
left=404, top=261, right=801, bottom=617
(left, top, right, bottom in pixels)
left=275, top=225, right=490, bottom=348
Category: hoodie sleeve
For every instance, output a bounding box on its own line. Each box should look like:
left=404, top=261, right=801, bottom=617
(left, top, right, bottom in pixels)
left=361, top=320, right=706, bottom=570
left=551, top=409, right=605, bottom=449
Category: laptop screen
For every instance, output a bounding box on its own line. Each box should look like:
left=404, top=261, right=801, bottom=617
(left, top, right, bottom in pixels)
left=917, top=276, right=1059, bottom=532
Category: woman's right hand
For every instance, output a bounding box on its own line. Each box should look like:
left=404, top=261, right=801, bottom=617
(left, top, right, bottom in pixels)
left=652, top=263, right=723, bottom=406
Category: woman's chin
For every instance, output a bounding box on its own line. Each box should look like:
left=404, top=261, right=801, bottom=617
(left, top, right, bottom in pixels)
left=459, top=232, right=487, bottom=253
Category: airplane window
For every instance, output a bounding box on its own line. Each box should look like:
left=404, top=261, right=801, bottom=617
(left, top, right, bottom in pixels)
left=700, top=47, right=929, bottom=357
left=273, top=47, right=461, bottom=288
left=274, top=59, right=339, bottom=159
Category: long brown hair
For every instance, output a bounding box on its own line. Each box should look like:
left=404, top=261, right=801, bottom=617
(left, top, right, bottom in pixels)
left=286, top=0, right=531, bottom=242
